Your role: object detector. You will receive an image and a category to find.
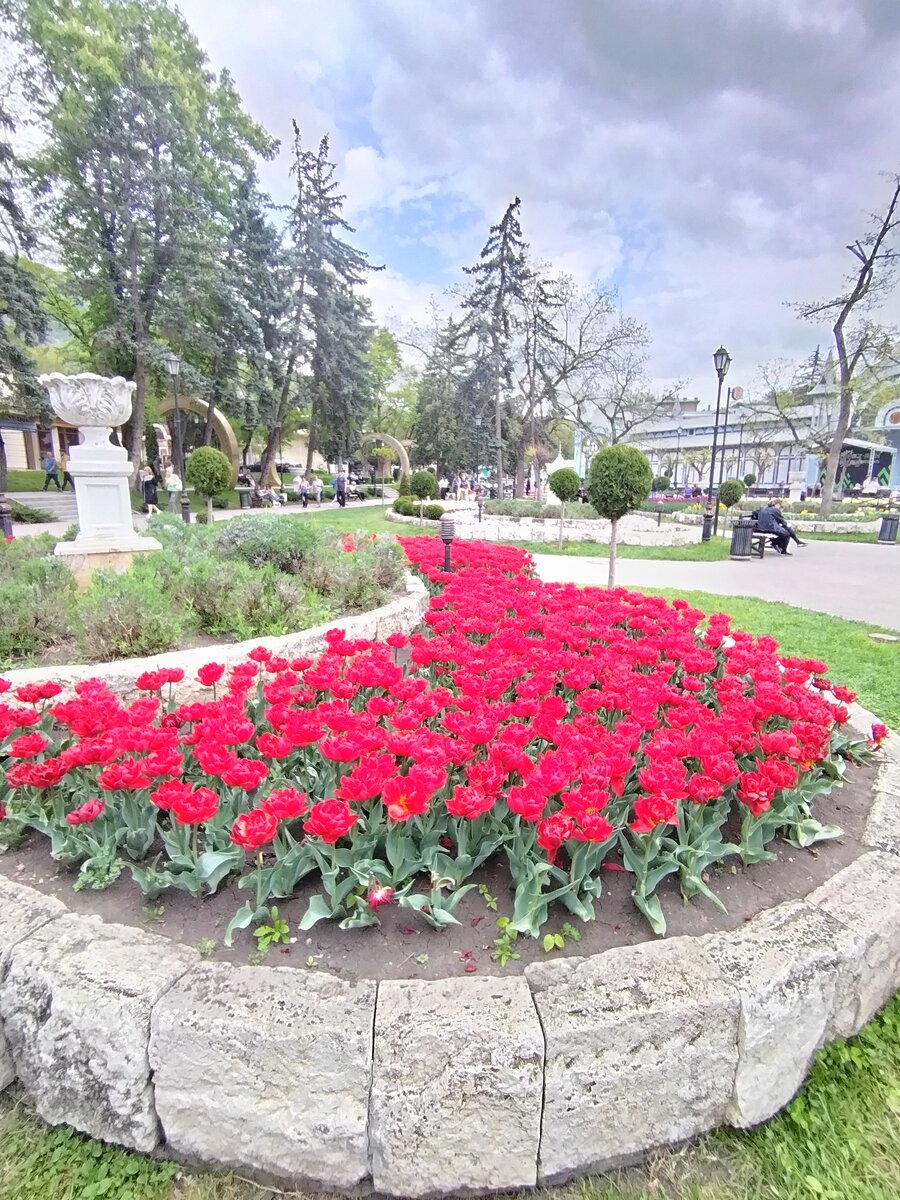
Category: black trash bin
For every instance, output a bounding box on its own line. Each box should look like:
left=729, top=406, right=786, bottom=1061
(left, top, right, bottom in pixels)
left=878, top=513, right=899, bottom=544
left=238, top=488, right=251, bottom=510
left=730, top=516, right=755, bottom=560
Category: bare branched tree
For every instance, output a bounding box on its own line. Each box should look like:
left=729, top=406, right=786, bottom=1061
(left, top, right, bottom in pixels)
left=794, top=173, right=900, bottom=514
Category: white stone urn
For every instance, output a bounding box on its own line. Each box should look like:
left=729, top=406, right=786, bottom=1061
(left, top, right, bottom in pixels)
left=39, top=372, right=161, bottom=565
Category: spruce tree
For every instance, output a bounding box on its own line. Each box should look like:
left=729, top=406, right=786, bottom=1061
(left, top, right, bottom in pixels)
left=461, top=197, right=533, bottom=490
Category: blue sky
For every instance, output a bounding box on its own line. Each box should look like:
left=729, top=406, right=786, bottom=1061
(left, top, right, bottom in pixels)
left=179, top=0, right=900, bottom=405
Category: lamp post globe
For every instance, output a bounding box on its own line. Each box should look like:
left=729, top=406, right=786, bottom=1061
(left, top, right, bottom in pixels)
left=705, top=345, right=731, bottom=540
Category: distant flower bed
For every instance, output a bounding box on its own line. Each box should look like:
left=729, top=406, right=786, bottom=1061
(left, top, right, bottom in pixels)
left=0, top=515, right=405, bottom=669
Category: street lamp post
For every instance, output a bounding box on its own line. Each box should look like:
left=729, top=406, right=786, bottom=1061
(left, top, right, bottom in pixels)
left=717, top=387, right=733, bottom=492
left=737, top=419, right=746, bottom=483
left=162, top=352, right=190, bottom=523
left=705, top=345, right=731, bottom=539
left=674, top=426, right=683, bottom=488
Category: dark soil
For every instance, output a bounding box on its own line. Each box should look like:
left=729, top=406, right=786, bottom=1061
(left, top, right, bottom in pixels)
left=0, top=763, right=874, bottom=983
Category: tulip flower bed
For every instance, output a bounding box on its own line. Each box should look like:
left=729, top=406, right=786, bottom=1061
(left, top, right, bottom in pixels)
left=0, top=537, right=882, bottom=945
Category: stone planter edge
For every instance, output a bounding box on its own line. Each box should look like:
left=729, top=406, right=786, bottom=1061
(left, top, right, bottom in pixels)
left=0, top=703, right=897, bottom=1195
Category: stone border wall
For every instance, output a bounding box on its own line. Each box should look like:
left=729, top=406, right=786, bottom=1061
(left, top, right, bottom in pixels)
left=677, top=511, right=882, bottom=534
left=1, top=703, right=898, bottom=1196
left=387, top=509, right=699, bottom=547
left=1, top=572, right=429, bottom=702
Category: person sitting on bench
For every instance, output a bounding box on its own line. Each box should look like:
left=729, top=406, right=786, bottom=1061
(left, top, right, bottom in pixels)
left=753, top=501, right=805, bottom=556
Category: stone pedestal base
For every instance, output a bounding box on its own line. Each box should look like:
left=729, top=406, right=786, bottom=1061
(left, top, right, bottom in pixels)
left=54, top=540, right=162, bottom=590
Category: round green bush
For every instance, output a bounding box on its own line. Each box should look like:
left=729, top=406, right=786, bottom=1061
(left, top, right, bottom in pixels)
left=398, top=474, right=411, bottom=497
left=422, top=503, right=445, bottom=521
left=548, top=467, right=582, bottom=504
left=410, top=469, right=439, bottom=501
left=393, top=497, right=416, bottom=516
left=718, top=478, right=745, bottom=509
left=185, top=447, right=233, bottom=497
left=652, top=475, right=671, bottom=492
left=743, top=472, right=757, bottom=487
left=586, top=444, right=653, bottom=521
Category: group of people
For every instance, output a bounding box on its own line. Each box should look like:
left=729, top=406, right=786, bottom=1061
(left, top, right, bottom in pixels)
left=41, top=451, right=74, bottom=492
left=439, top=473, right=484, bottom=501
left=139, top=464, right=183, bottom=514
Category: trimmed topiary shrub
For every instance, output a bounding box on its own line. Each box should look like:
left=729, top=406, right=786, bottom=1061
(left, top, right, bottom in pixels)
left=718, top=478, right=745, bottom=510
left=548, top=467, right=582, bottom=547
left=743, top=472, right=757, bottom=487
left=652, top=475, right=671, bottom=492
left=398, top=473, right=411, bottom=497
left=422, top=503, right=444, bottom=521
left=586, top=444, right=652, bottom=586
left=410, top=469, right=439, bottom=522
left=393, top=497, right=416, bottom=516
left=185, top=447, right=233, bottom=524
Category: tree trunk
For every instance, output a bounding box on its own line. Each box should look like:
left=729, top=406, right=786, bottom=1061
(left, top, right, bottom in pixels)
left=205, top=351, right=223, bottom=447
left=0, top=430, right=7, bottom=496
left=819, top=328, right=854, bottom=517
left=127, top=343, right=146, bottom=476
left=514, top=453, right=526, bottom=498
left=607, top=517, right=618, bottom=588
left=304, top=392, right=319, bottom=476
left=494, top=372, right=503, bottom=497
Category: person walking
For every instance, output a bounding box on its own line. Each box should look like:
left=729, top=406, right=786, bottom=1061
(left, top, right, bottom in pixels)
left=164, top=465, right=182, bottom=513
left=41, top=451, right=60, bottom=491
left=140, top=465, right=160, bottom=515
left=58, top=449, right=75, bottom=491
left=312, top=476, right=323, bottom=505
left=299, top=477, right=310, bottom=509
left=336, top=472, right=347, bottom=508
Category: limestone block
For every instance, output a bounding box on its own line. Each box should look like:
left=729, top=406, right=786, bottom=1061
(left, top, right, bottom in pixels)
left=526, top=938, right=739, bottom=1183
left=370, top=976, right=544, bottom=1197
left=150, top=964, right=376, bottom=1190
left=0, top=879, right=67, bottom=1092
left=806, top=852, right=900, bottom=1037
left=0, top=913, right=193, bottom=1151
left=701, top=901, right=844, bottom=1127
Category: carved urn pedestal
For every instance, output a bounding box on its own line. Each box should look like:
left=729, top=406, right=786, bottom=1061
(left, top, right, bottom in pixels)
left=39, top=373, right=162, bottom=585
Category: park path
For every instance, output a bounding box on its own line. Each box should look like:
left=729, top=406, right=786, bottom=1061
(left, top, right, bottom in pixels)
left=532, top=541, right=900, bottom=631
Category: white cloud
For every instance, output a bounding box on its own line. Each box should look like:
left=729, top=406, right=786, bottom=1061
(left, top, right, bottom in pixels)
left=178, top=0, right=900, bottom=386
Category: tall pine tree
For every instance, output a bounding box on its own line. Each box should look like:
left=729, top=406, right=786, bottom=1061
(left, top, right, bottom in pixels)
left=257, top=125, right=378, bottom=481
left=461, top=197, right=533, bottom=489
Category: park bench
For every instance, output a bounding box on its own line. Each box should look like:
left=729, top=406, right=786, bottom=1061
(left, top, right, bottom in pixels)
left=749, top=523, right=783, bottom=558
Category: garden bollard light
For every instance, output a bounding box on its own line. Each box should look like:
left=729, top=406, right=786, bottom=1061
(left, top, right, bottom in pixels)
left=701, top=504, right=714, bottom=542
left=181, top=489, right=191, bottom=524
left=439, top=514, right=455, bottom=572
left=477, top=496, right=483, bottom=523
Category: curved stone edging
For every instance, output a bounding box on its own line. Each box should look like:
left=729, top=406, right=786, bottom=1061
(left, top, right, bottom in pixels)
left=0, top=702, right=898, bottom=1196
left=386, top=509, right=698, bottom=547
left=0, top=572, right=429, bottom=701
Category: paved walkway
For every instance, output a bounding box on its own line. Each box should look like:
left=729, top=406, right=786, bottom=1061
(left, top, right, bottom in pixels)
left=532, top=540, right=900, bottom=631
